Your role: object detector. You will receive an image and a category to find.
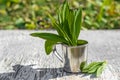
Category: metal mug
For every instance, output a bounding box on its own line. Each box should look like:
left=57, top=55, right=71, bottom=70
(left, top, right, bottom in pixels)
left=53, top=41, right=88, bottom=73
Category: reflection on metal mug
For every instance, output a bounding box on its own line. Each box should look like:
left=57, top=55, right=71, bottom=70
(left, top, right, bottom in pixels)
left=53, top=42, right=88, bottom=73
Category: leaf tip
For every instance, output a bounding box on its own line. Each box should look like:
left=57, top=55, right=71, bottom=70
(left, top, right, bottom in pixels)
left=30, top=33, right=34, bottom=36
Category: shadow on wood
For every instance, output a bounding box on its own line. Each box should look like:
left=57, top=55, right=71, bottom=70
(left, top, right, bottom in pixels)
left=0, top=64, right=97, bottom=80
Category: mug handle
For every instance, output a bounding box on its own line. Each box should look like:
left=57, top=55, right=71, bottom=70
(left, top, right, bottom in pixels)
left=53, top=45, right=63, bottom=63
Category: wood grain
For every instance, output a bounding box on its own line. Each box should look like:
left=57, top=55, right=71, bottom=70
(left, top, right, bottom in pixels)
left=0, top=30, right=119, bottom=80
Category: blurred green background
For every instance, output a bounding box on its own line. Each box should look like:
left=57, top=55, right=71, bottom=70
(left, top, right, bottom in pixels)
left=0, top=0, right=120, bottom=30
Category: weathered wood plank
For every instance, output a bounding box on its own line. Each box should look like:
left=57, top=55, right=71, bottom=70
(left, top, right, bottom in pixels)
left=0, top=64, right=118, bottom=80
left=0, top=30, right=119, bottom=80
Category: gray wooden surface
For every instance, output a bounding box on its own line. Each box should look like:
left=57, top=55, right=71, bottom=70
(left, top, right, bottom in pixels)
left=0, top=30, right=119, bottom=80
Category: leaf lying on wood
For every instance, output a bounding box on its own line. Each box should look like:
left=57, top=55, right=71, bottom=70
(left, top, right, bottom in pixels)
left=96, top=61, right=107, bottom=77
left=80, top=61, right=107, bottom=77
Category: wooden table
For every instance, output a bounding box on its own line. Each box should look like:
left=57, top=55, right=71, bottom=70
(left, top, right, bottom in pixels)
left=0, top=30, right=119, bottom=80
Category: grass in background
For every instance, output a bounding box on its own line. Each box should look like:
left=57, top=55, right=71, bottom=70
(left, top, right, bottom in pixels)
left=0, top=0, right=120, bottom=30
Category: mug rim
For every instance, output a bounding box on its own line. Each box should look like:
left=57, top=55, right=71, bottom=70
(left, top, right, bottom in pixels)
left=62, top=40, right=88, bottom=48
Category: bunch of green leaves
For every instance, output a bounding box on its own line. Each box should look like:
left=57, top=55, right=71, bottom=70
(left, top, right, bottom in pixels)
left=80, top=61, right=107, bottom=77
left=30, top=0, right=87, bottom=55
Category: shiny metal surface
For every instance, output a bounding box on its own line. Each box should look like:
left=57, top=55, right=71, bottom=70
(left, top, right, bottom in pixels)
left=62, top=44, right=88, bottom=73
left=53, top=43, right=88, bottom=73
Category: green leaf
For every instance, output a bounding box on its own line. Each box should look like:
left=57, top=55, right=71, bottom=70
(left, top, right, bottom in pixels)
left=82, top=62, right=102, bottom=73
left=68, top=10, right=74, bottom=33
left=96, top=66, right=103, bottom=77
left=80, top=61, right=107, bottom=77
left=82, top=62, right=98, bottom=72
left=77, top=40, right=88, bottom=45
left=48, top=13, right=73, bottom=45
left=58, top=11, right=62, bottom=25
left=80, top=61, right=87, bottom=71
left=58, top=1, right=74, bottom=46
left=30, top=33, right=66, bottom=43
left=62, top=0, right=69, bottom=23
left=45, top=40, right=57, bottom=55
left=96, top=61, right=107, bottom=77
left=88, top=65, right=100, bottom=73
left=48, top=13, right=63, bottom=36
left=73, top=8, right=82, bottom=44
left=88, top=62, right=102, bottom=71
left=62, top=2, right=72, bottom=40
left=63, top=19, right=72, bottom=41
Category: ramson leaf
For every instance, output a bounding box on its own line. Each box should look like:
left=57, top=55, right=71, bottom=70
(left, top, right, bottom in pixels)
left=62, top=2, right=71, bottom=40
left=68, top=10, right=74, bottom=33
left=30, top=33, right=66, bottom=43
left=48, top=13, right=72, bottom=45
left=48, top=13, right=63, bottom=36
left=96, top=61, right=107, bottom=77
left=80, top=61, right=87, bottom=71
left=73, top=8, right=82, bottom=45
left=45, top=40, right=57, bottom=55
left=82, top=62, right=98, bottom=72
left=80, top=61, right=107, bottom=77
left=77, top=40, right=88, bottom=45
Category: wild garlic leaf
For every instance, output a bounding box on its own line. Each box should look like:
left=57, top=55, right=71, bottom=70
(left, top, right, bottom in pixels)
left=77, top=40, right=88, bottom=45
left=31, top=1, right=84, bottom=53
left=68, top=10, right=74, bottom=33
left=58, top=12, right=62, bottom=25
left=82, top=61, right=104, bottom=73
left=62, top=2, right=71, bottom=39
left=48, top=13, right=72, bottom=45
left=80, top=61, right=87, bottom=71
left=88, top=62, right=103, bottom=71
left=96, top=61, right=107, bottom=77
left=88, top=65, right=100, bottom=73
left=82, top=62, right=98, bottom=72
left=30, top=33, right=66, bottom=43
left=96, top=66, right=104, bottom=77
left=48, top=13, right=63, bottom=36
left=80, top=61, right=107, bottom=77
left=62, top=0, right=69, bottom=23
left=45, top=40, right=57, bottom=55
left=59, top=1, right=73, bottom=45
left=75, top=8, right=82, bottom=39
left=72, top=8, right=82, bottom=45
